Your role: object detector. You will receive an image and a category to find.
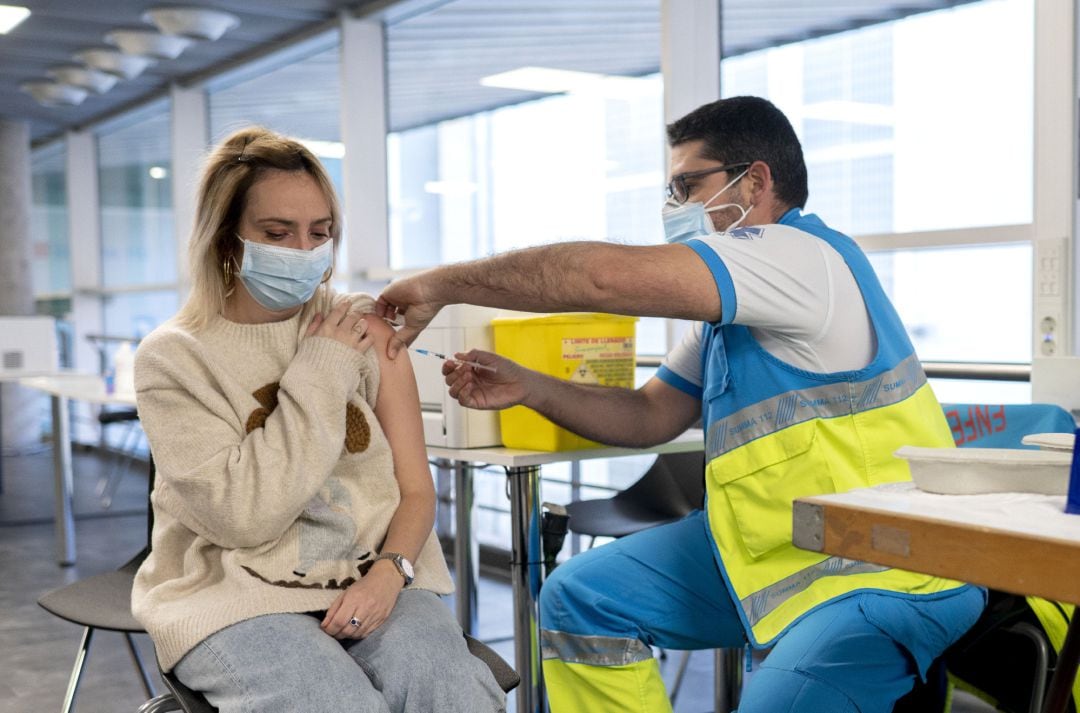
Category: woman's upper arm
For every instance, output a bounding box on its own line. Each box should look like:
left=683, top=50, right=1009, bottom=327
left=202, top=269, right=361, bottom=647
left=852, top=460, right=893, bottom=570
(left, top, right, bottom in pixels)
left=367, top=317, right=432, bottom=497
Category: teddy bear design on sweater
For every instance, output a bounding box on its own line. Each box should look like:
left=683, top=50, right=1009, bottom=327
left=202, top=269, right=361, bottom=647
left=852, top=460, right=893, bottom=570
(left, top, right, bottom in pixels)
left=240, top=382, right=376, bottom=590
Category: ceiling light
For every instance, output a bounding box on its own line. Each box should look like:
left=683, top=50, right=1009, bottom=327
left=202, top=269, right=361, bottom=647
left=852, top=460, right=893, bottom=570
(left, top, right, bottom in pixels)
left=480, top=66, right=651, bottom=98
left=20, top=81, right=89, bottom=107
left=74, top=48, right=155, bottom=79
left=142, top=6, right=239, bottom=41
left=47, top=65, right=118, bottom=94
left=0, top=5, right=30, bottom=34
left=480, top=67, right=608, bottom=94
left=105, top=29, right=192, bottom=60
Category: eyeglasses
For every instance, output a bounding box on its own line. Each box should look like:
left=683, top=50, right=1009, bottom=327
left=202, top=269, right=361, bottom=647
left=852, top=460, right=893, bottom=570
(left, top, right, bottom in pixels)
left=665, top=162, right=751, bottom=204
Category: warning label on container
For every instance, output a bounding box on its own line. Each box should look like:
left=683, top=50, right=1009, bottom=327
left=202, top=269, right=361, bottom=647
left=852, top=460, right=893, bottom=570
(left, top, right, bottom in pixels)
left=561, top=336, right=635, bottom=386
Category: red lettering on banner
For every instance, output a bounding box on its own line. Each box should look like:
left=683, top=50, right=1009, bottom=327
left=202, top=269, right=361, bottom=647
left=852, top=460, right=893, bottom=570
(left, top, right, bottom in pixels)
left=945, top=409, right=964, bottom=445
left=963, top=407, right=977, bottom=444
left=975, top=405, right=991, bottom=436
left=992, top=405, right=1006, bottom=433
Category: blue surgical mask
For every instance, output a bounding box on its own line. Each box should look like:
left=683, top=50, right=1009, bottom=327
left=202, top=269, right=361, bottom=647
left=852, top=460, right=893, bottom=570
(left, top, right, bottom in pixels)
left=237, top=237, right=333, bottom=311
left=662, top=169, right=751, bottom=244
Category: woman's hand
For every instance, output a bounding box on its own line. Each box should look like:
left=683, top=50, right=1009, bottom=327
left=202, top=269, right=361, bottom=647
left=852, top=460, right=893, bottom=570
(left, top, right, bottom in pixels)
left=442, top=350, right=531, bottom=411
left=305, top=301, right=374, bottom=354
left=320, top=562, right=403, bottom=640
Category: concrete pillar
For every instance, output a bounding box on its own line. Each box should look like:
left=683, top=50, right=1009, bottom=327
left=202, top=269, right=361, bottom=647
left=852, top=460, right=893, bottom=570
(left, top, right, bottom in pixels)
left=0, top=119, right=39, bottom=451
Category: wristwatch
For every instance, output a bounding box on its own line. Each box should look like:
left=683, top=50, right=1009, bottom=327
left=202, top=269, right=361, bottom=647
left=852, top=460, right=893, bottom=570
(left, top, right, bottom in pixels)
left=374, top=552, right=415, bottom=586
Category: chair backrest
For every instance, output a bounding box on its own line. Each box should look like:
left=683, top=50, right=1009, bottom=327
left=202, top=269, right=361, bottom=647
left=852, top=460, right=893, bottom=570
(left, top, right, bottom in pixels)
left=619, top=451, right=705, bottom=516
left=941, top=403, right=1075, bottom=449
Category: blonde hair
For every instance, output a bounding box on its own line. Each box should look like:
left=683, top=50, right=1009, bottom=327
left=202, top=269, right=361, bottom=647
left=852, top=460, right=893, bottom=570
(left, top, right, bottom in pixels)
left=175, top=126, right=342, bottom=331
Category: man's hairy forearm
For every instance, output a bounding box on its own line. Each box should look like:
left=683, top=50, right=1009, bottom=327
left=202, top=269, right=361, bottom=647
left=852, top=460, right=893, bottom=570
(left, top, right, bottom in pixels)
left=518, top=370, right=667, bottom=449
left=425, top=241, right=717, bottom=322
left=432, top=242, right=605, bottom=314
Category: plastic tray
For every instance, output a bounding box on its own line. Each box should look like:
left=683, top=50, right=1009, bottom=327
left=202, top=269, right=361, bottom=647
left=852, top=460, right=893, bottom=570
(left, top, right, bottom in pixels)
left=1020, top=432, right=1076, bottom=452
left=894, top=445, right=1072, bottom=495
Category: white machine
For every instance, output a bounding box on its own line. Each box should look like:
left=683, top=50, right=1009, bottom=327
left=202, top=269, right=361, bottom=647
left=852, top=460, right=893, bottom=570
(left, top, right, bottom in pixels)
left=410, top=305, right=502, bottom=448
left=0, top=316, right=58, bottom=374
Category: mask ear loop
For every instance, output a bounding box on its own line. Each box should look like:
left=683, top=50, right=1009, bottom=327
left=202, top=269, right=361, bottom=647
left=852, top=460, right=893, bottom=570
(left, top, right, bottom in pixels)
left=320, top=237, right=337, bottom=284
left=701, top=168, right=749, bottom=210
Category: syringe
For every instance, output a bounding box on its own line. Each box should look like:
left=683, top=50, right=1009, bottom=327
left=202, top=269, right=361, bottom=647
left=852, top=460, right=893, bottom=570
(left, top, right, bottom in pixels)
left=413, top=348, right=497, bottom=373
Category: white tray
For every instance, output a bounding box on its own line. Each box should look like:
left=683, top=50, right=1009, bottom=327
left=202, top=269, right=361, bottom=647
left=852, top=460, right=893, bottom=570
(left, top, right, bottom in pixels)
left=894, top=445, right=1072, bottom=495
left=1020, top=432, right=1076, bottom=452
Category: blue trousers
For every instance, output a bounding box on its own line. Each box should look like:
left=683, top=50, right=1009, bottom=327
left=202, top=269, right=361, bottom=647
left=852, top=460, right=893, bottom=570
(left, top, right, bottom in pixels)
left=174, top=590, right=505, bottom=713
left=540, top=510, right=985, bottom=712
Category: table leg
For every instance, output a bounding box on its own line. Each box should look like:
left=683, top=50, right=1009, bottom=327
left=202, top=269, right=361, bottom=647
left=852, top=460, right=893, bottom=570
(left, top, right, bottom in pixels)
left=434, top=458, right=453, bottom=540
left=507, top=464, right=545, bottom=713
left=1043, top=615, right=1080, bottom=713
left=453, top=461, right=478, bottom=636
left=51, top=394, right=75, bottom=566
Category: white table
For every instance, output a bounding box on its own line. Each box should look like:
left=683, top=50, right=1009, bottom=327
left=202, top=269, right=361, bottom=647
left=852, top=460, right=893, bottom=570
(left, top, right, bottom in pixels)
left=18, top=374, right=136, bottom=566
left=428, top=429, right=705, bottom=713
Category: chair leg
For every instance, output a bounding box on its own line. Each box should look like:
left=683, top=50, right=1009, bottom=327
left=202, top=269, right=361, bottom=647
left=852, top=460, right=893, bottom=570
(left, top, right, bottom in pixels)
left=100, top=423, right=140, bottom=508
left=667, top=650, right=692, bottom=705
left=124, top=632, right=157, bottom=699
left=137, top=693, right=181, bottom=713
left=1006, top=622, right=1050, bottom=713
left=61, top=627, right=94, bottom=713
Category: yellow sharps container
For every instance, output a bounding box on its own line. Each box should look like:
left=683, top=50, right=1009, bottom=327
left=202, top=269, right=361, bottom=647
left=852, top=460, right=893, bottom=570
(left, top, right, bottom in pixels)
left=492, top=312, right=637, bottom=451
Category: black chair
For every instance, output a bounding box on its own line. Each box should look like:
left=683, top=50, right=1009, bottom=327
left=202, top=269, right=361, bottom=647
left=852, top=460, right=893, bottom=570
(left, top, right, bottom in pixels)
left=136, top=633, right=520, bottom=712
left=36, top=463, right=156, bottom=713
left=564, top=450, right=705, bottom=546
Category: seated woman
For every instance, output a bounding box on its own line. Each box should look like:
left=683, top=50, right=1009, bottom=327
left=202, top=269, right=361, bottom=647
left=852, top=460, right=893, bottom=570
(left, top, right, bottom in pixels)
left=131, top=127, right=505, bottom=713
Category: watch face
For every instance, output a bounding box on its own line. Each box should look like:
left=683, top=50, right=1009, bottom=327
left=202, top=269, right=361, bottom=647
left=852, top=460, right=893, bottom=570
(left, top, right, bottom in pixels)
left=400, top=557, right=415, bottom=579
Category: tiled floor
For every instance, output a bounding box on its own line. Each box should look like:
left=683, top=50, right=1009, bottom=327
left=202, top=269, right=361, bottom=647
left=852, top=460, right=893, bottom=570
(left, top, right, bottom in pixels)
left=0, top=449, right=996, bottom=713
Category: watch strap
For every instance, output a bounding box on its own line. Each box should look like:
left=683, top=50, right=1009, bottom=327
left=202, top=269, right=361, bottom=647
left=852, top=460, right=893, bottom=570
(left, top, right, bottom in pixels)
left=374, top=552, right=413, bottom=585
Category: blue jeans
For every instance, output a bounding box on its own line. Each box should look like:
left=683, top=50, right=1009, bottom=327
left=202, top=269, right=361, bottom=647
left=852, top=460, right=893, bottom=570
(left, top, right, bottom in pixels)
left=540, top=510, right=985, bottom=712
left=174, top=590, right=506, bottom=713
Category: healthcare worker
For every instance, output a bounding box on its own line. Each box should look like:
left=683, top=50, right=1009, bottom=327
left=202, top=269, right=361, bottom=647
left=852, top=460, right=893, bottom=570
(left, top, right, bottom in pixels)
left=376, top=96, right=985, bottom=713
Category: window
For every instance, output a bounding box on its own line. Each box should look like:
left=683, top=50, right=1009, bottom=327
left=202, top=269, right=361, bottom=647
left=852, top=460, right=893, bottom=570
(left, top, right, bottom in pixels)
left=721, top=0, right=1034, bottom=237
left=30, top=144, right=70, bottom=298
left=97, top=103, right=178, bottom=337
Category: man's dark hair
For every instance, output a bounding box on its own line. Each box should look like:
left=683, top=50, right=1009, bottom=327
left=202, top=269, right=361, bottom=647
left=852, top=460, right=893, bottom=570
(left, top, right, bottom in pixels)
left=666, top=96, right=809, bottom=209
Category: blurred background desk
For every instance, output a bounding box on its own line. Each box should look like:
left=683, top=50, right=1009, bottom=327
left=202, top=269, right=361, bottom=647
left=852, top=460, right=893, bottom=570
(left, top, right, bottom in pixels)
left=18, top=374, right=135, bottom=567
left=428, top=429, right=704, bottom=713
left=793, top=482, right=1080, bottom=713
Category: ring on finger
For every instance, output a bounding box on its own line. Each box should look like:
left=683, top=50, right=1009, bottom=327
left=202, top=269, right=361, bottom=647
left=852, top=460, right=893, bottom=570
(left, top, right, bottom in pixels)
left=349, top=616, right=361, bottom=628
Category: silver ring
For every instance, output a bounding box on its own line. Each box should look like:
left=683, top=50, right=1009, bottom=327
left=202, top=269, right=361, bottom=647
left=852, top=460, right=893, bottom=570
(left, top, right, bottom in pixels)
left=349, top=616, right=361, bottom=628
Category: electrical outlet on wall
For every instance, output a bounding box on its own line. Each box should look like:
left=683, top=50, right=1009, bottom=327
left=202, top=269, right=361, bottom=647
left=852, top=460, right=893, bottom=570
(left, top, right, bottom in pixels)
left=1034, top=236, right=1070, bottom=357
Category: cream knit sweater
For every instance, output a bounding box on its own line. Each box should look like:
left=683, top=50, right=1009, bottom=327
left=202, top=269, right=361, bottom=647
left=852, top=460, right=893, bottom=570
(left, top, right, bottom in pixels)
left=131, top=293, right=453, bottom=671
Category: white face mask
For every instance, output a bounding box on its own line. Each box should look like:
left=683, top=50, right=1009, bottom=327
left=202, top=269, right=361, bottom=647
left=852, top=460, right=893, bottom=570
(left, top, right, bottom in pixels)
left=237, top=237, right=333, bottom=311
left=662, top=169, right=752, bottom=244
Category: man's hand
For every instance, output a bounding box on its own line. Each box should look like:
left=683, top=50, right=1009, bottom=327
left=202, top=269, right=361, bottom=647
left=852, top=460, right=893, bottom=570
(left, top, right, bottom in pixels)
left=375, top=274, right=443, bottom=359
left=442, top=350, right=531, bottom=411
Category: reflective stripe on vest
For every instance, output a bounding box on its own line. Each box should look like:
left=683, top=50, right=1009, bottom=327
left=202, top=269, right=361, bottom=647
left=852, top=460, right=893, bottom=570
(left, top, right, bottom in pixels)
left=741, top=556, right=890, bottom=626
left=707, top=353, right=924, bottom=460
